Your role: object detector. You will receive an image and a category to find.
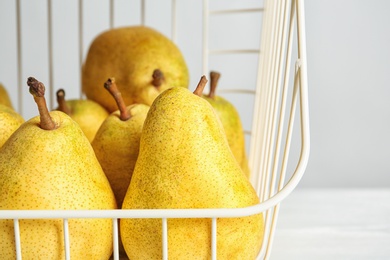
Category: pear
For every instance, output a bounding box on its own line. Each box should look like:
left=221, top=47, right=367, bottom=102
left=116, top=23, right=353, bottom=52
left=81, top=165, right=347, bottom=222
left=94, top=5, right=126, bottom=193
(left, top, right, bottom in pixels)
left=202, top=71, right=250, bottom=178
left=0, top=83, right=14, bottom=109
left=55, top=88, right=109, bottom=142
left=92, top=78, right=149, bottom=208
left=0, top=77, right=117, bottom=259
left=120, top=76, right=264, bottom=259
left=0, top=104, right=24, bottom=148
left=82, top=25, right=189, bottom=112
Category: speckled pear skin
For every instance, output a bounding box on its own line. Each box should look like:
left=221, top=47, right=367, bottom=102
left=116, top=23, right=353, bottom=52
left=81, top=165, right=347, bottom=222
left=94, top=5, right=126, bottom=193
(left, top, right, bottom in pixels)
left=0, top=104, right=24, bottom=148
left=82, top=25, right=189, bottom=112
left=120, top=87, right=264, bottom=259
left=92, top=103, right=150, bottom=208
left=0, top=111, right=117, bottom=259
left=202, top=94, right=251, bottom=178
left=0, top=83, right=14, bottom=110
left=55, top=99, right=109, bottom=142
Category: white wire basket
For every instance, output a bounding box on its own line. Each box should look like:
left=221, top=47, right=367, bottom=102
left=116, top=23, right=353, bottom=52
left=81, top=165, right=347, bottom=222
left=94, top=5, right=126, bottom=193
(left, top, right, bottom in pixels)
left=0, top=0, right=310, bottom=259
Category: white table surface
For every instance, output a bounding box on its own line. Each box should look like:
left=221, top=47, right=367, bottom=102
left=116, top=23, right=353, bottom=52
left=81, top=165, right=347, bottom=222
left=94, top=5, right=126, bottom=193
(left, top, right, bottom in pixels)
left=270, top=188, right=390, bottom=260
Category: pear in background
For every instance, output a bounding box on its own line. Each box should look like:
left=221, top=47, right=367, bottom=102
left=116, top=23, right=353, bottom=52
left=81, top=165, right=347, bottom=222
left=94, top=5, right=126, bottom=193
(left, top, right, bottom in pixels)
left=0, top=83, right=15, bottom=109
left=202, top=71, right=251, bottom=178
left=82, top=25, right=189, bottom=112
left=120, top=76, right=264, bottom=259
left=0, top=77, right=117, bottom=259
left=0, top=104, right=24, bottom=148
left=92, top=78, right=149, bottom=208
left=55, top=88, right=109, bottom=142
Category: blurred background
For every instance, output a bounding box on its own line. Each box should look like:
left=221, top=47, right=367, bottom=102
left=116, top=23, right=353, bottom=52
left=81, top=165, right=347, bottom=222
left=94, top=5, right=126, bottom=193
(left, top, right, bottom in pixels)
left=0, top=0, right=389, bottom=189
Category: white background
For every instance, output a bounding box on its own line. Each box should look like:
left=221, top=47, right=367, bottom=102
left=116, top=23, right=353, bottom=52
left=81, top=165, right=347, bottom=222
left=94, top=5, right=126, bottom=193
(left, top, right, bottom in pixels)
left=1, top=0, right=389, bottom=189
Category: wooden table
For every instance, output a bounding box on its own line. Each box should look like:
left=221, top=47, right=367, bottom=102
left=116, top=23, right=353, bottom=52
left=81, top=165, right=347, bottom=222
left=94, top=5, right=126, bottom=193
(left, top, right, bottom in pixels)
left=271, top=188, right=390, bottom=259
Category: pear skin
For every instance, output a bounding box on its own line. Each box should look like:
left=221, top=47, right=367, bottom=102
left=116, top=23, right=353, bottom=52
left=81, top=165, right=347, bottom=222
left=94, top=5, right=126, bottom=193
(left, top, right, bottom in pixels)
left=92, top=78, right=149, bottom=208
left=120, top=76, right=264, bottom=259
left=82, top=25, right=189, bottom=112
left=0, top=104, right=24, bottom=148
left=202, top=71, right=251, bottom=178
left=55, top=89, right=109, bottom=142
left=0, top=77, right=117, bottom=259
left=0, top=83, right=14, bottom=109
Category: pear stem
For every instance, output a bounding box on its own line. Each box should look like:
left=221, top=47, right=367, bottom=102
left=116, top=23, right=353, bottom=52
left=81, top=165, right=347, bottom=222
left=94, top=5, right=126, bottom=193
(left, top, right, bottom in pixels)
left=104, top=78, right=131, bottom=121
left=151, top=69, right=164, bottom=87
left=208, top=71, right=221, bottom=99
left=193, top=75, right=208, bottom=97
left=56, top=89, right=72, bottom=115
left=27, top=77, right=57, bottom=130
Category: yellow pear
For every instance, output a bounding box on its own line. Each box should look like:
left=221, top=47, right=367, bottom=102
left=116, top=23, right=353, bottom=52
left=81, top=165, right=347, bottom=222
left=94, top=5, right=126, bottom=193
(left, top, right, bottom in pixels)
left=0, top=104, right=24, bottom=148
left=92, top=78, right=149, bottom=208
left=82, top=25, right=189, bottom=112
left=0, top=83, right=14, bottom=109
left=55, top=88, right=109, bottom=142
left=202, top=71, right=250, bottom=178
left=0, top=77, right=117, bottom=259
left=120, top=76, right=264, bottom=259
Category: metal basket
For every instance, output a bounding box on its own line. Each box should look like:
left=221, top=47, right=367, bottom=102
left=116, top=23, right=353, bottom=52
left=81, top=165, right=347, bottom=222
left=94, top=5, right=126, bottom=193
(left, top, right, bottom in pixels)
left=0, top=0, right=310, bottom=259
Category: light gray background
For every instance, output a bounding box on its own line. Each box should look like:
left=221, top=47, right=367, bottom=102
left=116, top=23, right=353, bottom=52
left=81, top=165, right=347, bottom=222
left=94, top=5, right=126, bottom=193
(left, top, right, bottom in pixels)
left=0, top=0, right=389, bottom=188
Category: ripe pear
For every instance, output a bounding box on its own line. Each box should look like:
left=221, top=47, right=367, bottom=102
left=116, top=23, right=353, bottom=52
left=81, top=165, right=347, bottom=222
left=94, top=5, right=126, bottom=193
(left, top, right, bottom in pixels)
left=55, top=88, right=109, bottom=142
left=82, top=25, right=189, bottom=112
left=0, top=104, right=24, bottom=148
left=92, top=78, right=149, bottom=208
left=202, top=71, right=250, bottom=178
left=120, top=76, right=264, bottom=259
left=0, top=77, right=117, bottom=259
left=0, top=83, right=14, bottom=109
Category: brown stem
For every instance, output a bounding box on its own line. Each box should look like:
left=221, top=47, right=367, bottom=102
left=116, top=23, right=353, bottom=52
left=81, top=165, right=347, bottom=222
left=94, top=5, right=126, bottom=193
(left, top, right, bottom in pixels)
left=151, top=69, right=164, bottom=87
left=56, top=89, right=72, bottom=115
left=208, top=71, right=221, bottom=99
left=27, top=77, right=57, bottom=130
left=193, top=75, right=208, bottom=97
left=104, top=78, right=131, bottom=121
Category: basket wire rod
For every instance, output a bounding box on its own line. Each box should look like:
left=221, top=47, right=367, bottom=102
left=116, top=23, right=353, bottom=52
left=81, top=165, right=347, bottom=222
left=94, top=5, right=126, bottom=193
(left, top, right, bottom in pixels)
left=249, top=0, right=272, bottom=195
left=78, top=0, right=84, bottom=98
left=112, top=218, right=119, bottom=260
left=211, top=218, right=217, bottom=260
left=162, top=218, right=168, bottom=260
left=249, top=0, right=270, bottom=189
left=141, top=0, right=145, bottom=25
left=208, top=49, right=260, bottom=55
left=258, top=0, right=279, bottom=203
left=256, top=0, right=278, bottom=200
left=13, top=219, right=22, bottom=260
left=47, top=0, right=54, bottom=110
left=16, top=0, right=23, bottom=114
left=268, top=0, right=291, bottom=199
left=109, top=0, right=114, bottom=29
left=262, top=0, right=285, bottom=204
left=63, top=218, right=71, bottom=260
left=264, top=2, right=297, bottom=257
left=202, top=0, right=209, bottom=77
left=171, top=0, right=177, bottom=42
left=209, top=8, right=264, bottom=15
left=258, top=0, right=286, bottom=256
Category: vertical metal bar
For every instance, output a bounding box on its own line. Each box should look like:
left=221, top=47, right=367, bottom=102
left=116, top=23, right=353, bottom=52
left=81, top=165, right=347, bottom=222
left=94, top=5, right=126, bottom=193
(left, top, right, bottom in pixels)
left=202, top=0, right=209, bottom=77
left=211, top=218, right=217, bottom=260
left=110, top=0, right=114, bottom=29
left=78, top=0, right=83, bottom=98
left=141, top=0, right=145, bottom=25
left=16, top=0, right=23, bottom=114
left=47, top=0, right=54, bottom=109
left=112, top=218, right=119, bottom=260
left=13, top=219, right=22, bottom=260
left=171, top=0, right=177, bottom=42
left=162, top=218, right=168, bottom=260
left=63, top=218, right=71, bottom=260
